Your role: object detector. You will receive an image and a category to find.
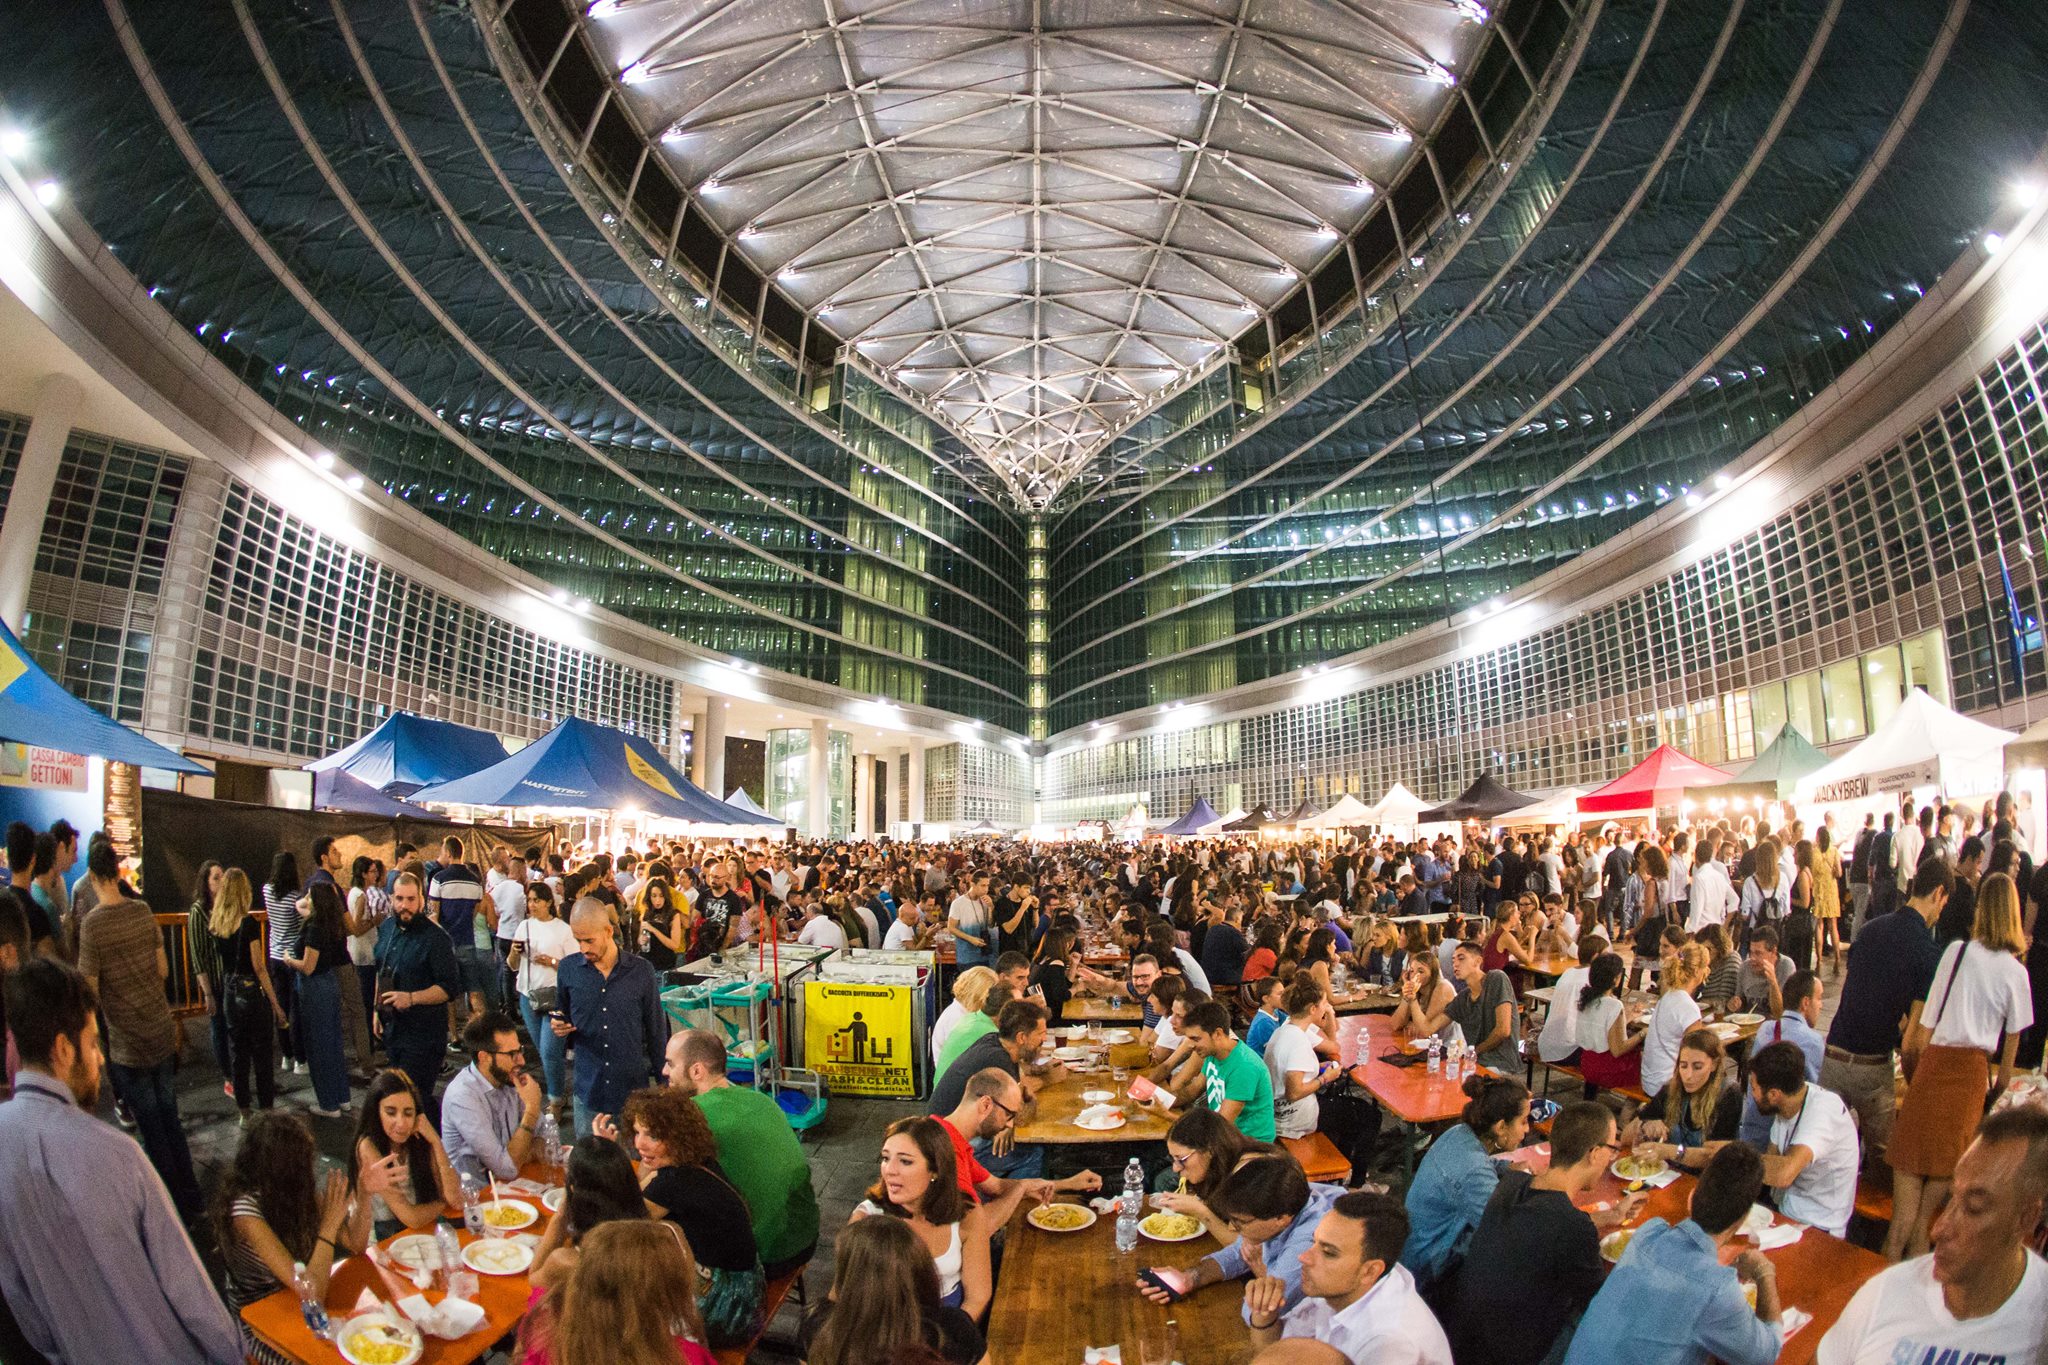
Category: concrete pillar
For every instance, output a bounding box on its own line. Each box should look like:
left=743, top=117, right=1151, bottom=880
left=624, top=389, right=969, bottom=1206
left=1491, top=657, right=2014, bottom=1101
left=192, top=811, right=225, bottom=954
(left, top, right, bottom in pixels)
left=0, top=373, right=83, bottom=629
left=699, top=700, right=727, bottom=799
left=685, top=708, right=707, bottom=788
left=807, top=717, right=830, bottom=838
left=884, top=749, right=904, bottom=837
left=907, top=739, right=926, bottom=828
left=853, top=752, right=874, bottom=839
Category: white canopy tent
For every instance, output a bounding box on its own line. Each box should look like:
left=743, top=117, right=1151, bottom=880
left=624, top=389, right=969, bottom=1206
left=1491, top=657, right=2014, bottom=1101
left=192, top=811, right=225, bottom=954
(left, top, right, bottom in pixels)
left=1796, top=688, right=2015, bottom=804
left=1214, top=807, right=1248, bottom=828
left=1365, top=783, right=1429, bottom=828
left=1499, top=787, right=1585, bottom=826
left=1305, top=793, right=1375, bottom=829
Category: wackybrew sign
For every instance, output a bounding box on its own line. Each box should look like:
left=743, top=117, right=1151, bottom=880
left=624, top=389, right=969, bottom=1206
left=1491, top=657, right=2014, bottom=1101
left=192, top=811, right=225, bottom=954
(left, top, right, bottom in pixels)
left=804, top=980, right=917, bottom=1097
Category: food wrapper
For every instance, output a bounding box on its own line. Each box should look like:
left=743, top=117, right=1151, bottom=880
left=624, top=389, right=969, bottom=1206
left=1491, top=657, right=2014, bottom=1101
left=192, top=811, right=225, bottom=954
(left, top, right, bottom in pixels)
left=1083, top=1348, right=1122, bottom=1364
left=394, top=1293, right=487, bottom=1339
left=1753, top=1221, right=1806, bottom=1251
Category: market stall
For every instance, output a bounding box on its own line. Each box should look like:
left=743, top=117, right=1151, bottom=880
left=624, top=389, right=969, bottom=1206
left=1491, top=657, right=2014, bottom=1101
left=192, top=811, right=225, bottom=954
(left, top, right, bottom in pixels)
left=1577, top=744, right=1733, bottom=826
left=1159, top=796, right=1223, bottom=836
left=1795, top=687, right=2015, bottom=826
left=303, top=710, right=510, bottom=796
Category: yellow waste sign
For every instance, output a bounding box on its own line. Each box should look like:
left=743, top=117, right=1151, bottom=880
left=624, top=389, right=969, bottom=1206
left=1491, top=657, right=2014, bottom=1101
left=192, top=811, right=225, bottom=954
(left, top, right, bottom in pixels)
left=804, top=981, right=917, bottom=1097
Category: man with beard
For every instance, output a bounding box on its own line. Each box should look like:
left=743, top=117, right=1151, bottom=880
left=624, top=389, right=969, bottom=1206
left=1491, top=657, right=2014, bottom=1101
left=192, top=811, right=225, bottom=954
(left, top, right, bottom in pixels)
left=694, top=859, right=746, bottom=955
left=374, top=871, right=464, bottom=1114
left=439, top=1009, right=546, bottom=1183
left=0, top=958, right=242, bottom=1363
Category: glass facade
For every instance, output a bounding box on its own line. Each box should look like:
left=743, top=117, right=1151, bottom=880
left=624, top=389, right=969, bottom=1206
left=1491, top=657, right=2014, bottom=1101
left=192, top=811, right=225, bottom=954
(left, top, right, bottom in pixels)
left=1044, top=316, right=2048, bottom=821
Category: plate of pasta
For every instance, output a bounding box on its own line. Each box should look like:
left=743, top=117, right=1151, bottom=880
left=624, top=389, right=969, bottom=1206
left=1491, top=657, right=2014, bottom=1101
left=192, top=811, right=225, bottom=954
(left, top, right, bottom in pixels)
left=461, top=1236, right=534, bottom=1276
left=1611, top=1153, right=1669, bottom=1182
left=1026, top=1202, right=1098, bottom=1232
left=337, top=1313, right=423, bottom=1365
left=478, top=1199, right=538, bottom=1231
left=1138, top=1211, right=1205, bottom=1243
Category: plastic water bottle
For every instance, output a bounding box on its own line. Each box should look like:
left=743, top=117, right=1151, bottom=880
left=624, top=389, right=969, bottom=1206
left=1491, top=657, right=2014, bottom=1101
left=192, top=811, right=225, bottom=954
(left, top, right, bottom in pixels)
left=292, top=1262, right=331, bottom=1339
left=1426, top=1034, right=1442, bottom=1075
left=1116, top=1157, right=1143, bottom=1253
left=460, top=1174, right=485, bottom=1238
left=434, top=1221, right=464, bottom=1289
left=537, top=1110, right=564, bottom=1169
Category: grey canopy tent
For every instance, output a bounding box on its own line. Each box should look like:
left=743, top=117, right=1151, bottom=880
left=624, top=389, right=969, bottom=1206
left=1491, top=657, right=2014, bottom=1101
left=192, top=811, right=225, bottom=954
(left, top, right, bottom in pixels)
left=1160, top=797, right=1221, bottom=836
left=1418, top=774, right=1538, bottom=823
left=1221, top=804, right=1280, bottom=832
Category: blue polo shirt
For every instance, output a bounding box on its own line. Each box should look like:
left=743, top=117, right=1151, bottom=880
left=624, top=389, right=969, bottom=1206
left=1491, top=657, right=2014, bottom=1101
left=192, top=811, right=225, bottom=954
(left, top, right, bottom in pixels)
left=555, top=949, right=667, bottom=1113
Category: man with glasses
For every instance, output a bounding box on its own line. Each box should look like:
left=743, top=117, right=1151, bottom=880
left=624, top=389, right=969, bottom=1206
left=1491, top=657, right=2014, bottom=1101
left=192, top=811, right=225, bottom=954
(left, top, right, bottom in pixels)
left=439, top=1009, right=545, bottom=1183
left=936, top=1067, right=1101, bottom=1226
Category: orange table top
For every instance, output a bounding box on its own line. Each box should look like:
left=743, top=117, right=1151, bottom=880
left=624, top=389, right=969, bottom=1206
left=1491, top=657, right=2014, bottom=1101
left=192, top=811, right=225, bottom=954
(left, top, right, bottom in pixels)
left=241, top=1169, right=562, bottom=1365
left=1342, top=1013, right=1497, bottom=1125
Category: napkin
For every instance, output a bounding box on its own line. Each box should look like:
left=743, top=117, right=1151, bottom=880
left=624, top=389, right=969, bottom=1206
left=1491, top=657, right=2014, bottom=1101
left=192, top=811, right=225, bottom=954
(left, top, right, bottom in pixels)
left=510, top=1232, right=544, bottom=1250
left=1779, top=1306, right=1813, bottom=1339
left=1083, top=1348, right=1122, bottom=1364
left=1629, top=1166, right=1682, bottom=1190
left=396, top=1293, right=487, bottom=1339
left=1087, top=1196, right=1119, bottom=1215
left=507, top=1177, right=551, bottom=1195
left=1753, top=1221, right=1806, bottom=1251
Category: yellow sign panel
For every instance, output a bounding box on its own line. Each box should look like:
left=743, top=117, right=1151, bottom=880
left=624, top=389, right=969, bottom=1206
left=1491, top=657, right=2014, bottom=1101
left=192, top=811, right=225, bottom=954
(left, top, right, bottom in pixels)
left=623, top=743, right=682, bottom=799
left=0, top=637, right=27, bottom=696
left=804, top=981, right=917, bottom=1097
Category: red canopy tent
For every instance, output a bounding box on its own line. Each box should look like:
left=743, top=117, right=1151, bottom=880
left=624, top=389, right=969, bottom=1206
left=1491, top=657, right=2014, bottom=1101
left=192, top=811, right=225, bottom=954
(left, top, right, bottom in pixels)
left=1577, top=744, right=1734, bottom=815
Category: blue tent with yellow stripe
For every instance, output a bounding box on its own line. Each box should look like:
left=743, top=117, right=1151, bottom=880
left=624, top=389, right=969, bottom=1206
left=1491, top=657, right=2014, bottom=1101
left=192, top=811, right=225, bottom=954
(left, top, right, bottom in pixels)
left=0, top=616, right=206, bottom=773
left=412, top=716, right=774, bottom=824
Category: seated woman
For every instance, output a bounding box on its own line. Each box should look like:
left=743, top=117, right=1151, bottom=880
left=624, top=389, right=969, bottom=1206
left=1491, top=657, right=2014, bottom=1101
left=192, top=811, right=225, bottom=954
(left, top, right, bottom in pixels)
left=800, top=1217, right=986, bottom=1365
left=1388, top=952, right=1458, bottom=1035
left=619, top=1087, right=764, bottom=1349
left=1695, top=924, right=1739, bottom=1011
left=519, top=1220, right=717, bottom=1365
left=349, top=1069, right=461, bottom=1238
left=1619, top=1027, right=1741, bottom=1171
left=1150, top=1106, right=1281, bottom=1242
left=1574, top=953, right=1646, bottom=1091
left=1242, top=974, right=1288, bottom=1057
left=1480, top=901, right=1539, bottom=983
left=1240, top=921, right=1283, bottom=983
left=930, top=966, right=997, bottom=1064
left=216, top=1113, right=386, bottom=1365
left=1357, top=921, right=1408, bottom=985
left=529, top=1135, right=648, bottom=1289
left=1030, top=928, right=1109, bottom=1024
left=850, top=1117, right=993, bottom=1320
left=1401, top=1074, right=1530, bottom=1292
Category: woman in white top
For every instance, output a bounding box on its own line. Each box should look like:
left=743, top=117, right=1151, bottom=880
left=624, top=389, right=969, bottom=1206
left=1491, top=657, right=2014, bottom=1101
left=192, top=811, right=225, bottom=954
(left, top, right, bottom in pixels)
left=1884, top=871, right=2035, bottom=1260
left=1574, top=953, right=1646, bottom=1092
left=850, top=1117, right=992, bottom=1318
left=1389, top=952, right=1458, bottom=1036
left=1638, top=942, right=1707, bottom=1094
left=1536, top=933, right=1608, bottom=1064
left=508, top=880, right=578, bottom=1109
left=930, top=966, right=998, bottom=1064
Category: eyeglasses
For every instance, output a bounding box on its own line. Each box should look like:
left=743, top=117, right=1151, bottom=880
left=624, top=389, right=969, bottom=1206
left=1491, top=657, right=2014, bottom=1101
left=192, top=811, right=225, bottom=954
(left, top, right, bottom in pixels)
left=1168, top=1151, right=1194, bottom=1168
left=988, top=1095, right=1019, bottom=1123
left=485, top=1046, right=525, bottom=1060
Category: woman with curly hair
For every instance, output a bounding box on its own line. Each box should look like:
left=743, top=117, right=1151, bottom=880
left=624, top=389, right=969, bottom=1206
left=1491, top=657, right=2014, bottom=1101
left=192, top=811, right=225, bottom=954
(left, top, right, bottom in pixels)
left=618, top=1086, right=763, bottom=1347
left=519, top=1219, right=716, bottom=1365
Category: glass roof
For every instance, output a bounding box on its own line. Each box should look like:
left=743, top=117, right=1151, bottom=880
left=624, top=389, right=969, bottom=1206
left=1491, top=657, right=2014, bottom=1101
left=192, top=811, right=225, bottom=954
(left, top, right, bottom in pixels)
left=581, top=0, right=1494, bottom=505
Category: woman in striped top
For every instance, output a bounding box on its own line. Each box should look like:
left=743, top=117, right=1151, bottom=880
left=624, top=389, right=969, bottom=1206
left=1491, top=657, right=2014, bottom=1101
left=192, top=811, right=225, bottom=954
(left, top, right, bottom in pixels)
left=264, top=850, right=305, bottom=1073
left=185, top=861, right=231, bottom=1097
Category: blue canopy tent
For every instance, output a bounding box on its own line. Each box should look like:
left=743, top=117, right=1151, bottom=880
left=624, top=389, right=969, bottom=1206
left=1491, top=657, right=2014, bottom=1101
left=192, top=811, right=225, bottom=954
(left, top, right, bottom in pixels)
left=413, top=717, right=777, bottom=825
left=311, top=768, right=440, bottom=819
left=1160, top=797, right=1221, bottom=836
left=0, top=617, right=206, bottom=773
left=305, top=711, right=510, bottom=796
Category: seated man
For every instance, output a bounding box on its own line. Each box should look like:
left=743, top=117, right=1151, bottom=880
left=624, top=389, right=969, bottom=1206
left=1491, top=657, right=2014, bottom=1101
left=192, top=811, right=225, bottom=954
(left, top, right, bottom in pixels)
left=928, top=999, right=1061, bottom=1179
left=1736, top=970, right=1825, bottom=1146
left=1450, top=1102, right=1639, bottom=1365
left=1729, top=924, right=1792, bottom=1016
left=882, top=899, right=930, bottom=950
left=440, top=1010, right=545, bottom=1183
left=1817, top=1107, right=2048, bottom=1364
left=1749, top=1040, right=1859, bottom=1238
left=1186, top=1000, right=1277, bottom=1142
left=1246, top=1189, right=1450, bottom=1362
left=937, top=1067, right=1101, bottom=1225
left=1138, top=1155, right=1344, bottom=1323
left=1564, top=1144, right=1783, bottom=1365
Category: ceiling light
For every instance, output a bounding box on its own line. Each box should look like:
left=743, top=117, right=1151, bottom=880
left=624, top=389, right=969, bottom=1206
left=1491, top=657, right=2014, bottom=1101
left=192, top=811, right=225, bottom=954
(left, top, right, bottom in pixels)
left=33, top=179, right=60, bottom=207
left=346, top=474, right=364, bottom=490
left=0, top=127, right=27, bottom=159
left=2012, top=179, right=2041, bottom=208
left=700, top=178, right=722, bottom=193
left=552, top=589, right=570, bottom=604
left=620, top=61, right=653, bottom=86
left=1409, top=254, right=1426, bottom=269
left=1983, top=231, right=2006, bottom=255
left=315, top=451, right=335, bottom=469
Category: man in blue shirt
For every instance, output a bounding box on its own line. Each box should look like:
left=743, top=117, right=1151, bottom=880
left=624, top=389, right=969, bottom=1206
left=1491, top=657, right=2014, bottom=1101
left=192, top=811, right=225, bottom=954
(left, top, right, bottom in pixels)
left=374, top=872, right=463, bottom=1115
left=554, top=898, right=667, bottom=1138
left=1136, top=1155, right=1344, bottom=1324
left=1564, top=1143, right=1783, bottom=1365
left=1737, top=969, right=1826, bottom=1146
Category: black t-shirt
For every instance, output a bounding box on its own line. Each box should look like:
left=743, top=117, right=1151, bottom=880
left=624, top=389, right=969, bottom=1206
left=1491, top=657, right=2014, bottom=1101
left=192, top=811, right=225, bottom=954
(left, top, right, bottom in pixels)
left=1497, top=852, right=1526, bottom=899
left=1451, top=1171, right=1604, bottom=1365
left=696, top=891, right=744, bottom=953
left=643, top=1163, right=758, bottom=1271
left=928, top=1032, right=1020, bottom=1116
left=1631, top=912, right=1669, bottom=963
left=6, top=885, right=50, bottom=949
left=302, top=913, right=347, bottom=976
left=1033, top=960, right=1073, bottom=1025
left=221, top=917, right=265, bottom=983
left=643, top=906, right=679, bottom=970
left=1827, top=908, right=1941, bottom=1055
left=798, top=1300, right=983, bottom=1365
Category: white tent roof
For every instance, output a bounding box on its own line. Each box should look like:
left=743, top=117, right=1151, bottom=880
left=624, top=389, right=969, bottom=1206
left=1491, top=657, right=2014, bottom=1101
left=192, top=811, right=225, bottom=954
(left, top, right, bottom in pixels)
left=1305, top=793, right=1375, bottom=829
left=1366, top=783, right=1428, bottom=824
left=1215, top=807, right=1248, bottom=827
left=1498, top=787, right=1584, bottom=824
left=1797, top=689, right=2015, bottom=800
left=724, top=788, right=792, bottom=824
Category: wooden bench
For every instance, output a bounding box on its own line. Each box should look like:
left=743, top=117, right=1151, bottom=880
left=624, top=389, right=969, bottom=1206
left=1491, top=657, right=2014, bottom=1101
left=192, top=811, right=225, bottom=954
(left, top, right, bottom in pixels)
left=714, top=1263, right=804, bottom=1365
left=1853, top=1173, right=1893, bottom=1228
left=1281, top=1132, right=1352, bottom=1185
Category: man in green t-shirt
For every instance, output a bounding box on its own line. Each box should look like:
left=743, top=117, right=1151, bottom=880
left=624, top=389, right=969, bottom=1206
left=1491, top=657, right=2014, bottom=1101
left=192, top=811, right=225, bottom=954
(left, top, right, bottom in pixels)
left=663, top=1029, right=820, bottom=1275
left=1186, top=1001, right=1276, bottom=1142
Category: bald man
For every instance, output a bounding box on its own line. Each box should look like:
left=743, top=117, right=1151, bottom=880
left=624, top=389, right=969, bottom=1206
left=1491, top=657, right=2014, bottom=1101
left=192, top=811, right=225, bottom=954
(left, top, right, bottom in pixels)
left=551, top=897, right=666, bottom=1137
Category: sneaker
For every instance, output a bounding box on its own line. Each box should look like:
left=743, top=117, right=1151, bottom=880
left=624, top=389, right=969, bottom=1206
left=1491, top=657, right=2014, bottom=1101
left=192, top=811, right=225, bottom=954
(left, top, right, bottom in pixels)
left=237, top=1111, right=254, bottom=1129
left=114, top=1099, right=137, bottom=1129
left=293, top=1061, right=308, bottom=1075
left=223, top=1081, right=236, bottom=1099
left=307, top=1105, right=344, bottom=1120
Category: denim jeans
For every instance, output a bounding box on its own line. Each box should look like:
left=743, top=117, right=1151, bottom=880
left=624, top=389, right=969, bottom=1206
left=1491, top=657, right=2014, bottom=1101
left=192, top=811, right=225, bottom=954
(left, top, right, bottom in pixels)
left=572, top=1093, right=597, bottom=1140
left=970, top=1133, right=1044, bottom=1179
left=297, top=970, right=351, bottom=1111
left=519, top=994, right=569, bottom=1103
left=205, top=1001, right=233, bottom=1082
left=384, top=1034, right=445, bottom=1127
left=106, top=1058, right=203, bottom=1222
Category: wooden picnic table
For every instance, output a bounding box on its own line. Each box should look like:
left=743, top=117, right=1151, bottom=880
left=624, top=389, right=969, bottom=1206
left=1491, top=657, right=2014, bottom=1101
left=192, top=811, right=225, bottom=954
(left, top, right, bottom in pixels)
left=984, top=1200, right=1252, bottom=1365
left=242, top=1171, right=560, bottom=1365
left=1340, top=1013, right=1489, bottom=1126
left=1329, top=983, right=1400, bottom=1015
left=1066, top=993, right=1145, bottom=1023
left=1507, top=1143, right=1884, bottom=1365
left=1015, top=1040, right=1177, bottom=1144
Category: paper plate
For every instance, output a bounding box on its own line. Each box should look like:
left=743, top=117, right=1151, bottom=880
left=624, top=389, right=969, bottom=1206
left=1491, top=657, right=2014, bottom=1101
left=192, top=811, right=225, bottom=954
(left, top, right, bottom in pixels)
left=1099, top=1029, right=1135, bottom=1044
left=337, top=1312, right=423, bottom=1365
left=1074, top=1109, right=1127, bottom=1131
left=1026, top=1202, right=1098, bottom=1232
left=477, top=1199, right=537, bottom=1232
left=541, top=1187, right=566, bottom=1214
left=1053, top=1046, right=1092, bottom=1061
left=1139, top=1211, right=1206, bottom=1243
left=1723, top=1013, right=1765, bottom=1026
left=1740, top=1203, right=1774, bottom=1236
left=1080, top=1089, right=1115, bottom=1103
left=461, top=1236, right=535, bottom=1276
left=1599, top=1229, right=1634, bottom=1264
left=1610, top=1153, right=1669, bottom=1182
left=384, top=1233, right=439, bottom=1272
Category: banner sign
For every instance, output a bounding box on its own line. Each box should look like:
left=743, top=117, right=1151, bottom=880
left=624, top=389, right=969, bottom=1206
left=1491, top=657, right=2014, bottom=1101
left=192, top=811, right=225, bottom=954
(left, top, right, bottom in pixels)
left=804, top=980, right=917, bottom=1097
left=0, top=743, right=89, bottom=792
left=1812, top=760, right=1938, bottom=805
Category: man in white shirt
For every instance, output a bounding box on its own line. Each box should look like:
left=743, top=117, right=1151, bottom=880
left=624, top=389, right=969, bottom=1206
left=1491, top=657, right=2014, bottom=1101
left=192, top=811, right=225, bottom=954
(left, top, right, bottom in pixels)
left=1537, top=841, right=1565, bottom=899
left=1537, top=933, right=1608, bottom=1064
left=947, top=873, right=995, bottom=966
left=1894, top=805, right=1927, bottom=894
left=1686, top=836, right=1738, bottom=932
left=794, top=899, right=848, bottom=953
left=1246, top=1189, right=1452, bottom=1364
left=883, top=900, right=926, bottom=951
left=1817, top=1107, right=2047, bottom=1365
left=1749, top=1041, right=1859, bottom=1237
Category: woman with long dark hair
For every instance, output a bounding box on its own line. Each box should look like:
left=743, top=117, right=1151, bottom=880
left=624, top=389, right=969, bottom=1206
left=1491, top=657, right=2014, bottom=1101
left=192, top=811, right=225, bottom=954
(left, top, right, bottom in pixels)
left=528, top=1135, right=648, bottom=1288
left=801, top=1217, right=985, bottom=1365
left=1574, top=952, right=1645, bottom=1091
left=851, top=1117, right=992, bottom=1318
left=283, top=881, right=351, bottom=1117
left=620, top=1087, right=764, bottom=1347
left=263, top=850, right=305, bottom=1072
left=638, top=878, right=685, bottom=970
left=1150, top=1107, right=1278, bottom=1243
left=216, top=1113, right=383, bottom=1364
left=349, top=1069, right=461, bottom=1238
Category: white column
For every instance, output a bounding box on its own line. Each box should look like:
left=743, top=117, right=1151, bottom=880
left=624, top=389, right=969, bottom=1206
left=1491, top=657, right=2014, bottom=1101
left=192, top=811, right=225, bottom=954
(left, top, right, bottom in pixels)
left=674, top=694, right=699, bottom=781
left=907, top=739, right=927, bottom=828
left=807, top=717, right=830, bottom=838
left=884, top=749, right=904, bottom=836
left=853, top=752, right=874, bottom=839
left=0, top=373, right=83, bottom=629
left=699, top=700, right=727, bottom=798
left=685, top=708, right=707, bottom=788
